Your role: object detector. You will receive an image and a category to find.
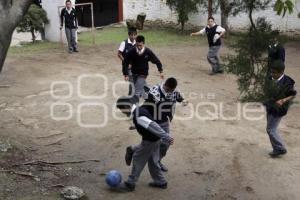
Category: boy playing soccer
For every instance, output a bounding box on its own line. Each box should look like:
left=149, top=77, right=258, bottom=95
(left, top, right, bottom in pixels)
left=118, top=28, right=137, bottom=96
left=123, top=35, right=164, bottom=104
left=264, top=60, right=297, bottom=158
left=123, top=104, right=174, bottom=191
left=125, top=78, right=187, bottom=172
left=190, top=17, right=226, bottom=75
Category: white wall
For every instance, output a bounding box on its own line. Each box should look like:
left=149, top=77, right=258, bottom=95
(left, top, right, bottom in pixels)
left=123, top=0, right=300, bottom=31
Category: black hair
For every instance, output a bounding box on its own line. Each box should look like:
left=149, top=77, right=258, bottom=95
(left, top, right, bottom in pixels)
left=65, top=0, right=71, bottom=4
left=270, top=60, right=285, bottom=72
left=208, top=16, right=215, bottom=21
left=128, top=28, right=137, bottom=35
left=136, top=35, right=145, bottom=43
left=165, top=77, right=178, bottom=90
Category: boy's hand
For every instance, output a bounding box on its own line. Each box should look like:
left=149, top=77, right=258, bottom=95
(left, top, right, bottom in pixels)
left=124, top=76, right=129, bottom=81
left=159, top=72, right=164, bottom=80
left=190, top=33, right=194, bottom=36
left=276, top=99, right=285, bottom=107
left=169, top=137, right=174, bottom=145
left=182, top=100, right=189, bottom=107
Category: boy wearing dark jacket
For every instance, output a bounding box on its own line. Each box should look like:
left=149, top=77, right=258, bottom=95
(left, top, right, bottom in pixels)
left=60, top=0, right=78, bottom=53
left=123, top=35, right=164, bottom=104
left=123, top=105, right=174, bottom=191
left=264, top=60, right=297, bottom=158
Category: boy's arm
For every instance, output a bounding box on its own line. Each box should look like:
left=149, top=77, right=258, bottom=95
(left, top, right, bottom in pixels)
left=276, top=84, right=297, bottom=106
left=118, top=41, right=125, bottom=61
left=60, top=9, right=64, bottom=28
left=217, top=26, right=226, bottom=37
left=191, top=27, right=206, bottom=36
left=123, top=50, right=132, bottom=77
left=148, top=50, right=163, bottom=73
left=136, top=116, right=174, bottom=145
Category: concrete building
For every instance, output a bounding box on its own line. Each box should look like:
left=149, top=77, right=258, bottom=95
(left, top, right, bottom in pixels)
left=41, top=0, right=300, bottom=42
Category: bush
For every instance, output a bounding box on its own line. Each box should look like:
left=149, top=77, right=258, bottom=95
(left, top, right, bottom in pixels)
left=17, top=4, right=49, bottom=42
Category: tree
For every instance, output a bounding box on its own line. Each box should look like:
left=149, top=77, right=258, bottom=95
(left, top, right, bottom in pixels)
left=274, top=0, right=300, bottom=18
left=17, top=4, right=49, bottom=42
left=231, top=0, right=271, bottom=29
left=166, top=0, right=200, bottom=32
left=225, top=18, right=281, bottom=102
left=0, top=0, right=33, bottom=72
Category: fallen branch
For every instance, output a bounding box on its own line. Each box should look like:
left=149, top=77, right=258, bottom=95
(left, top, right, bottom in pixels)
left=13, top=159, right=100, bottom=167
left=0, top=169, right=37, bottom=179
left=36, top=132, right=64, bottom=139
left=43, top=137, right=66, bottom=146
left=0, top=85, right=10, bottom=88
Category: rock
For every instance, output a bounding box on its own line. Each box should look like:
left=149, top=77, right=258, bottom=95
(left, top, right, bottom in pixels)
left=0, top=140, right=12, bottom=152
left=61, top=186, right=85, bottom=200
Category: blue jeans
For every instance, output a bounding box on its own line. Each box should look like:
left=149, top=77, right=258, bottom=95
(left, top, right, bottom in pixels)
left=266, top=113, right=286, bottom=151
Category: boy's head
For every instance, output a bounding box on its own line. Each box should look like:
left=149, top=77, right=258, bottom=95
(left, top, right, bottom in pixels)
left=270, top=30, right=280, bottom=45
left=163, top=77, right=178, bottom=93
left=136, top=35, right=145, bottom=51
left=65, top=0, right=72, bottom=9
left=128, top=28, right=137, bottom=42
left=270, top=60, right=285, bottom=80
left=208, top=17, right=215, bottom=27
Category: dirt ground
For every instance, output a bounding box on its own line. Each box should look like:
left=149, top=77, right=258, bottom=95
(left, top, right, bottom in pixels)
left=0, top=41, right=299, bottom=200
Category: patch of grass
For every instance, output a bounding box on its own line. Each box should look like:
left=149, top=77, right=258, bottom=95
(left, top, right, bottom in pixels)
left=8, top=41, right=58, bottom=56
left=78, top=27, right=206, bottom=46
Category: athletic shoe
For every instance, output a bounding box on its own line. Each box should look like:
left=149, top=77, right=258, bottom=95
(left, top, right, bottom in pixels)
left=125, top=146, right=134, bottom=166
left=159, top=162, right=168, bottom=172
left=73, top=48, right=79, bottom=53
left=129, top=126, right=136, bottom=130
left=124, top=181, right=135, bottom=191
left=269, top=149, right=287, bottom=158
left=148, top=182, right=168, bottom=189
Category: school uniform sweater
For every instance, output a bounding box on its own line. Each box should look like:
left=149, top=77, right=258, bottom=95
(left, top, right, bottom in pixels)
left=264, top=74, right=297, bottom=117
left=133, top=106, right=171, bottom=143
left=123, top=48, right=163, bottom=76
left=142, top=84, right=184, bottom=123
left=60, top=8, right=78, bottom=29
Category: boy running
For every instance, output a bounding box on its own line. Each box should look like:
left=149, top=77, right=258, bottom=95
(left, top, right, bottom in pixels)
left=118, top=28, right=137, bottom=96
left=264, top=60, right=297, bottom=158
left=123, top=35, right=164, bottom=104
left=191, top=17, right=226, bottom=75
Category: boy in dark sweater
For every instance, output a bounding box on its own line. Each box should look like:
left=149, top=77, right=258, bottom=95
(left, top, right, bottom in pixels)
left=125, top=78, right=187, bottom=172
left=123, top=35, right=164, bottom=104
left=123, top=105, right=174, bottom=191
left=191, top=17, right=226, bottom=75
left=118, top=28, right=137, bottom=96
left=60, top=0, right=78, bottom=53
left=264, top=60, right=297, bottom=158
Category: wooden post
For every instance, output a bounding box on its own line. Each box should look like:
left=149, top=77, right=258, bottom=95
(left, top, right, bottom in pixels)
left=208, top=0, right=213, bottom=18
left=118, top=0, right=123, bottom=22
left=91, top=3, right=95, bottom=45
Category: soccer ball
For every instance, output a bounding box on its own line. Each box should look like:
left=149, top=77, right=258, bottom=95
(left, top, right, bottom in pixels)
left=105, top=170, right=122, bottom=188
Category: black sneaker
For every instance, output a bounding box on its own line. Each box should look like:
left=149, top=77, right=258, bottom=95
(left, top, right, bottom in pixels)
left=159, top=162, right=168, bottom=172
left=73, top=48, right=79, bottom=53
left=129, top=126, right=136, bottom=130
left=217, top=69, right=224, bottom=74
left=269, top=149, right=287, bottom=158
left=123, top=181, right=135, bottom=191
left=148, top=182, right=168, bottom=189
left=125, top=146, right=134, bottom=166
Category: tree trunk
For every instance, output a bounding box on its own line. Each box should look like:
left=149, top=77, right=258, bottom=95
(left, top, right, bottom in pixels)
left=0, top=0, right=33, bottom=72
left=31, top=28, right=36, bottom=42
left=180, top=21, right=185, bottom=33
left=249, top=8, right=256, bottom=30
left=208, top=0, right=213, bottom=18
left=220, top=0, right=229, bottom=31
